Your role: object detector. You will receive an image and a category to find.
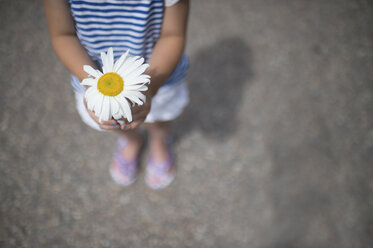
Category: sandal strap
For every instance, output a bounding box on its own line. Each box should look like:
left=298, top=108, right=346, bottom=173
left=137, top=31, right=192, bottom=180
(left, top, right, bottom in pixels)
left=147, top=152, right=174, bottom=175
left=113, top=137, right=140, bottom=176
left=115, top=137, right=128, bottom=152
left=114, top=153, right=137, bottom=175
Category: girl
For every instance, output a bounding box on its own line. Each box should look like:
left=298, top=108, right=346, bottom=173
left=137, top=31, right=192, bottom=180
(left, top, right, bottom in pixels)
left=44, top=0, right=189, bottom=189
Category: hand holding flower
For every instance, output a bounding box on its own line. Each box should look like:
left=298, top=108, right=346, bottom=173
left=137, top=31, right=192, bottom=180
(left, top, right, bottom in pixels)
left=81, top=48, right=151, bottom=130
left=119, top=88, right=153, bottom=130
left=84, top=98, right=121, bottom=130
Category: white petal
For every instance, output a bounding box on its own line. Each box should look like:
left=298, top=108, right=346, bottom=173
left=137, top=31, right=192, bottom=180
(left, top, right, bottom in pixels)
left=113, top=49, right=129, bottom=72
left=85, top=86, right=95, bottom=99
left=124, top=75, right=150, bottom=86
left=87, top=97, right=95, bottom=111
left=126, top=96, right=143, bottom=105
left=99, top=96, right=111, bottom=122
left=116, top=96, right=132, bottom=122
left=129, top=91, right=146, bottom=101
left=81, top=78, right=96, bottom=86
left=119, top=56, right=143, bottom=78
left=83, top=65, right=102, bottom=78
left=125, top=84, right=148, bottom=91
left=126, top=57, right=145, bottom=75
left=88, top=93, right=98, bottom=112
left=101, top=52, right=108, bottom=74
left=106, top=47, right=114, bottom=72
left=112, top=99, right=123, bottom=119
left=126, top=63, right=149, bottom=82
left=85, top=87, right=98, bottom=111
left=110, top=97, right=120, bottom=115
left=117, top=55, right=138, bottom=76
left=86, top=91, right=97, bottom=111
left=123, top=91, right=146, bottom=105
left=113, top=112, right=122, bottom=119
left=94, top=93, right=104, bottom=116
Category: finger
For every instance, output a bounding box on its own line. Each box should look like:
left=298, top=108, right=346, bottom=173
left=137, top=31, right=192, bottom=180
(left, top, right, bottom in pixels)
left=121, top=106, right=150, bottom=130
left=119, top=115, right=145, bottom=130
left=100, top=118, right=120, bottom=127
left=87, top=111, right=120, bottom=129
left=117, top=118, right=129, bottom=126
left=96, top=118, right=120, bottom=130
left=99, top=123, right=120, bottom=130
left=125, top=119, right=145, bottom=130
left=96, top=117, right=120, bottom=129
left=84, top=98, right=121, bottom=129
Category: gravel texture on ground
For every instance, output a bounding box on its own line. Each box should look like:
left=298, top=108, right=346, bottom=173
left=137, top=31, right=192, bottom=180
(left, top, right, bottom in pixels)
left=1, top=0, right=372, bottom=247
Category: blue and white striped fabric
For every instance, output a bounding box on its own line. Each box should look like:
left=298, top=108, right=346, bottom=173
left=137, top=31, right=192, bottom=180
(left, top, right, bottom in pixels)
left=67, top=0, right=188, bottom=93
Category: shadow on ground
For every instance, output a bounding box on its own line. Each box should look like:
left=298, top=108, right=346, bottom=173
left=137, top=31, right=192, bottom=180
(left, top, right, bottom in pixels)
left=174, top=37, right=252, bottom=140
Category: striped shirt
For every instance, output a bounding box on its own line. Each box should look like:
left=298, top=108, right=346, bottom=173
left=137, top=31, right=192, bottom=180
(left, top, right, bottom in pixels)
left=67, top=0, right=188, bottom=93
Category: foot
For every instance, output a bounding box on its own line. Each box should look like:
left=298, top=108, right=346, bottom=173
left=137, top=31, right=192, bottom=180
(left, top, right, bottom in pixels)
left=109, top=136, right=142, bottom=186
left=148, top=139, right=171, bottom=163
left=145, top=139, right=175, bottom=190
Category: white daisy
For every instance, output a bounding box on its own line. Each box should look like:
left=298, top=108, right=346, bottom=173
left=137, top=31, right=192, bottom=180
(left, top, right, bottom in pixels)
left=81, top=48, right=150, bottom=122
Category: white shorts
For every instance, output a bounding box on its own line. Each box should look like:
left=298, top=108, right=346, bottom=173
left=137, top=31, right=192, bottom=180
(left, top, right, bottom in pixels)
left=74, top=80, right=189, bottom=131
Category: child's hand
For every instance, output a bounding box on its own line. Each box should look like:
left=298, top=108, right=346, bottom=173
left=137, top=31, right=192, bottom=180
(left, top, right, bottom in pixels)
left=83, top=89, right=152, bottom=131
left=119, top=89, right=152, bottom=130
left=83, top=98, right=121, bottom=130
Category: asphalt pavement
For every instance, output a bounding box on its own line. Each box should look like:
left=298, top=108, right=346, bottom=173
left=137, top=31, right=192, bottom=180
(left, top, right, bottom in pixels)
left=1, top=0, right=372, bottom=247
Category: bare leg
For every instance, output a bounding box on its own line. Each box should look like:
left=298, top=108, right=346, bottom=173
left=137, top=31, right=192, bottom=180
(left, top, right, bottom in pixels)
left=109, top=128, right=143, bottom=186
left=145, top=121, right=172, bottom=162
left=144, top=121, right=175, bottom=189
left=115, top=129, right=143, bottom=161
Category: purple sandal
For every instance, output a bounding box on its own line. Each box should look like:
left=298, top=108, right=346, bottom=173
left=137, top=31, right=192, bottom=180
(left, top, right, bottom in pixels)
left=145, top=147, right=175, bottom=190
left=109, top=137, right=139, bottom=187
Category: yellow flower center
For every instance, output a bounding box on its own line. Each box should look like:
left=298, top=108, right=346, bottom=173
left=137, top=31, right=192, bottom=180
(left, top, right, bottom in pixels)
left=97, top=72, right=124, bottom=96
